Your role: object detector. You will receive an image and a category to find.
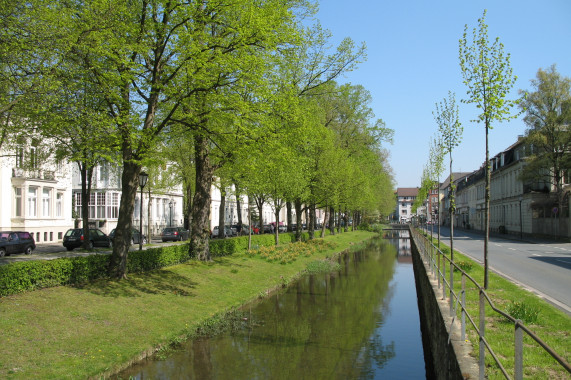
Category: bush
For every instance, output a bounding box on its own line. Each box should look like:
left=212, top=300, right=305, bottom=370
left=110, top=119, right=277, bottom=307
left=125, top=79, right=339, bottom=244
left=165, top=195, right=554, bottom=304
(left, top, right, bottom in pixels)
left=453, top=260, right=473, bottom=272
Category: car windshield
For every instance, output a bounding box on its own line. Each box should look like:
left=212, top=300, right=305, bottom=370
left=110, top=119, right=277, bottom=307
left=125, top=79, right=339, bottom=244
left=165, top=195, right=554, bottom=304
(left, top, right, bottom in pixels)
left=65, top=229, right=82, bottom=237
left=164, top=228, right=176, bottom=233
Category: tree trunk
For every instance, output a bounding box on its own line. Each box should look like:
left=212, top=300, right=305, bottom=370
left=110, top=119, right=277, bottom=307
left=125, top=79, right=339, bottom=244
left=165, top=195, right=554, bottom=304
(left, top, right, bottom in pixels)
left=236, top=195, right=243, bottom=234
left=294, top=199, right=303, bottom=242
left=108, top=160, right=140, bottom=279
left=484, top=123, right=490, bottom=289
left=329, top=206, right=335, bottom=235
left=321, top=206, right=328, bottom=238
left=183, top=177, right=192, bottom=230
left=190, top=134, right=213, bottom=261
left=449, top=152, right=455, bottom=297
left=79, top=163, right=93, bottom=250
left=286, top=201, right=293, bottom=232
left=308, top=203, right=315, bottom=240
left=218, top=189, right=226, bottom=238
left=274, top=201, right=280, bottom=245
left=255, top=195, right=264, bottom=234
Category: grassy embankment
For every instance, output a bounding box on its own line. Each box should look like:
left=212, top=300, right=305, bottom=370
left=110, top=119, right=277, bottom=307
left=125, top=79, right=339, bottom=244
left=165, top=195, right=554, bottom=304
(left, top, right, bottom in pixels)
left=0, top=230, right=377, bottom=379
left=423, top=232, right=571, bottom=379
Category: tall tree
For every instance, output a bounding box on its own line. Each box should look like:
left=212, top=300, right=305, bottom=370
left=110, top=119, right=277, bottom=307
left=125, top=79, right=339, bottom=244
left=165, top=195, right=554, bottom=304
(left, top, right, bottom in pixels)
left=519, top=65, right=571, bottom=212
left=459, top=10, right=520, bottom=288
left=434, top=91, right=462, bottom=292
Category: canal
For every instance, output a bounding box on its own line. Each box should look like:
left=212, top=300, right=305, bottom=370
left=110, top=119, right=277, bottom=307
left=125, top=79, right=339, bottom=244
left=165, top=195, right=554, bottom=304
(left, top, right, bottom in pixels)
left=117, top=233, right=429, bottom=379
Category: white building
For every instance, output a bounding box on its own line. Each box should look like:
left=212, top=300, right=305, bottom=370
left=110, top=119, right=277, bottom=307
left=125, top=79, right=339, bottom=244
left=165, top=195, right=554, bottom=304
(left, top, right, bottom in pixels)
left=395, top=187, right=419, bottom=223
left=0, top=137, right=74, bottom=243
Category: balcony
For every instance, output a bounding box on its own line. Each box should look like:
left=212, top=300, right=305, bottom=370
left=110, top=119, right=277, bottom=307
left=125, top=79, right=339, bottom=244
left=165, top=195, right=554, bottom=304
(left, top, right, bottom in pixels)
left=12, top=167, right=56, bottom=181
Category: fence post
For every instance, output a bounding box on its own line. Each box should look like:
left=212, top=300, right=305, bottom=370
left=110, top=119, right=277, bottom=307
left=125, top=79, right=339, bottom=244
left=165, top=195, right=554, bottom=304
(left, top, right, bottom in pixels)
left=461, top=274, right=466, bottom=342
left=442, top=256, right=446, bottom=300
left=515, top=319, right=523, bottom=380
left=437, top=248, right=441, bottom=289
left=479, top=290, right=485, bottom=380
left=450, top=261, right=454, bottom=316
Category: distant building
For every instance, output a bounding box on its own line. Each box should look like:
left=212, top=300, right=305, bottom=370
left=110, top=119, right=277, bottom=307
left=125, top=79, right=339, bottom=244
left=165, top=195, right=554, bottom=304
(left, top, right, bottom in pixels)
left=395, top=187, right=419, bottom=223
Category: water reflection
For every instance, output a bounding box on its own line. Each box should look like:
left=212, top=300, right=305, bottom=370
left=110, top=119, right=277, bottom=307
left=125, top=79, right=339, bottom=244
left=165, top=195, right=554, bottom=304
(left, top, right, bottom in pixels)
left=118, top=236, right=426, bottom=379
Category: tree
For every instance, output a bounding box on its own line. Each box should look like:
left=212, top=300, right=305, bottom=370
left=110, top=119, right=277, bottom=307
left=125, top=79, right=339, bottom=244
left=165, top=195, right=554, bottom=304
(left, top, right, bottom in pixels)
left=519, top=65, right=571, bottom=213
left=459, top=10, right=520, bottom=288
left=434, top=91, right=462, bottom=294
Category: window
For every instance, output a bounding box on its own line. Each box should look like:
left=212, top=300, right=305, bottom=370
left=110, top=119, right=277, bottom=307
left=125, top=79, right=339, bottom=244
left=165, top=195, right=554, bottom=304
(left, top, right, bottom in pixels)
left=89, top=193, right=96, bottom=218
left=107, top=193, right=119, bottom=219
left=97, top=192, right=106, bottom=218
left=56, top=193, right=63, bottom=217
left=30, top=139, right=39, bottom=168
left=42, top=188, right=51, bottom=217
left=74, top=192, right=82, bottom=216
left=14, top=187, right=22, bottom=217
left=28, top=187, right=38, bottom=217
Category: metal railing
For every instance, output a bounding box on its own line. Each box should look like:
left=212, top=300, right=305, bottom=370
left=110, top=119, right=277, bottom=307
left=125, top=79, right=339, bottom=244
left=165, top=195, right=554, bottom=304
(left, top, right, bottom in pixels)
left=410, top=226, right=571, bottom=380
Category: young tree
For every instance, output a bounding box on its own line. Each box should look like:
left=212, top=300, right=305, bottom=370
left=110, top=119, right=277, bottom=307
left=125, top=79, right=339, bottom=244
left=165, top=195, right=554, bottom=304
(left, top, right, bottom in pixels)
left=434, top=91, right=462, bottom=293
left=519, top=65, right=571, bottom=213
left=459, top=10, right=520, bottom=288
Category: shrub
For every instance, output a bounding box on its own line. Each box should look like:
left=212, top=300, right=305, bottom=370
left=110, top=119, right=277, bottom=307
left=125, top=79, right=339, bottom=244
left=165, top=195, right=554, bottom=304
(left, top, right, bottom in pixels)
left=453, top=260, right=473, bottom=272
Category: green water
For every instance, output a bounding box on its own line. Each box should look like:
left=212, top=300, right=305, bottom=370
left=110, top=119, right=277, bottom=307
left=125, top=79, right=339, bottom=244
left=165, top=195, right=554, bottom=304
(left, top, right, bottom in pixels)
left=118, top=236, right=427, bottom=379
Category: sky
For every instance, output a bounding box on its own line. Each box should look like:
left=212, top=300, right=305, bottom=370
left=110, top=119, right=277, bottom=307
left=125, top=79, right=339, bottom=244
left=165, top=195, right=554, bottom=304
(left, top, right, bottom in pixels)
left=315, top=0, right=571, bottom=189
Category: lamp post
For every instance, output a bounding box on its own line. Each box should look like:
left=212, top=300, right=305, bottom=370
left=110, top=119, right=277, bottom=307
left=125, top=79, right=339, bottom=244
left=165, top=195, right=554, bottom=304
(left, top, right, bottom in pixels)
left=169, top=200, right=173, bottom=227
left=139, top=171, right=148, bottom=251
left=519, top=196, right=523, bottom=240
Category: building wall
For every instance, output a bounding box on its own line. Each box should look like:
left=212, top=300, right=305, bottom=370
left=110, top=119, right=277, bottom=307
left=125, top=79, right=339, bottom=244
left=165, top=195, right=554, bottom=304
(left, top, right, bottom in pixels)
left=0, top=141, right=74, bottom=243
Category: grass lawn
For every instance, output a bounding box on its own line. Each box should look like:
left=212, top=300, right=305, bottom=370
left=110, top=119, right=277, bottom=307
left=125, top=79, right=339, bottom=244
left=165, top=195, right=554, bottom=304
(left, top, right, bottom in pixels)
left=421, top=231, right=571, bottom=379
left=0, top=230, right=376, bottom=379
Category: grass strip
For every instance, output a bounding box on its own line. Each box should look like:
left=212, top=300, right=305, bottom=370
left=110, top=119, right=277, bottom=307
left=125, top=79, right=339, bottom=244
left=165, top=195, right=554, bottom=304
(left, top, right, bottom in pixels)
left=422, top=231, right=571, bottom=379
left=0, top=230, right=376, bottom=379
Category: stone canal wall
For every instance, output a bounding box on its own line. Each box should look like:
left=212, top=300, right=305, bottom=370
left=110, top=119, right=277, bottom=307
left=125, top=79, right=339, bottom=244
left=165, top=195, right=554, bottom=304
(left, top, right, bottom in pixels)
left=411, top=234, right=479, bottom=380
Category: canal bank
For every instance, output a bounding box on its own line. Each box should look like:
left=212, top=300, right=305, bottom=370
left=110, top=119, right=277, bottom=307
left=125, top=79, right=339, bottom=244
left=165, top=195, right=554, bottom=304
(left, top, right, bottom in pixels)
left=411, top=229, right=479, bottom=380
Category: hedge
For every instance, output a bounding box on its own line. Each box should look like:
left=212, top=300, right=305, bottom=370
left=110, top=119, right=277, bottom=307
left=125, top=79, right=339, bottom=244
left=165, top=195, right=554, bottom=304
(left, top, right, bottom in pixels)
left=0, top=231, right=332, bottom=297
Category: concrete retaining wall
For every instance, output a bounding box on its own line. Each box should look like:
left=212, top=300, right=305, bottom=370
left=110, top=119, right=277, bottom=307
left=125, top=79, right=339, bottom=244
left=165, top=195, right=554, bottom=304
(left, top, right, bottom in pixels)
left=412, top=238, right=479, bottom=380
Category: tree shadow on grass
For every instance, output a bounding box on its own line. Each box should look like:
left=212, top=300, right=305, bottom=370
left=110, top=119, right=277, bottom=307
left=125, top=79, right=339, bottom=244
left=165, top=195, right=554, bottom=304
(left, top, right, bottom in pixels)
left=78, top=270, right=198, bottom=298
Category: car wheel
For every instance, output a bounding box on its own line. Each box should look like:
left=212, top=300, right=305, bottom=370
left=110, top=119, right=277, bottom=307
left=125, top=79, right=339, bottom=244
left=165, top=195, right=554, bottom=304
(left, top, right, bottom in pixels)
left=108, top=240, right=113, bottom=249
left=142, top=237, right=147, bottom=245
left=0, top=248, right=5, bottom=257
left=66, top=246, right=74, bottom=251
left=88, top=241, right=94, bottom=250
left=24, top=246, right=33, bottom=255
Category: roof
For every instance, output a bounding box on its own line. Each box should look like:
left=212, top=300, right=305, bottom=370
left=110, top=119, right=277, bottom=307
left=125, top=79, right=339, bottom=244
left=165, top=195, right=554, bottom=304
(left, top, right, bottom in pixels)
left=396, top=187, right=419, bottom=197
left=439, top=172, right=473, bottom=189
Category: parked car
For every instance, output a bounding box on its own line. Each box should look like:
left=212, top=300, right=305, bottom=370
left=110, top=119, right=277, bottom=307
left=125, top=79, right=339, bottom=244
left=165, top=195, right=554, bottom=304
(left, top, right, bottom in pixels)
left=263, top=224, right=272, bottom=233
left=0, top=231, right=36, bottom=257
left=211, top=226, right=234, bottom=238
left=63, top=228, right=112, bottom=251
left=161, top=227, right=189, bottom=242
left=109, top=228, right=147, bottom=245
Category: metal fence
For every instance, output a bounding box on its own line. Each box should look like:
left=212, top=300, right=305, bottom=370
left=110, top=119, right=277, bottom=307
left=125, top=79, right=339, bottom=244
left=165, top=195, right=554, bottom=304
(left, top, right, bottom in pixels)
left=410, top=226, right=571, bottom=380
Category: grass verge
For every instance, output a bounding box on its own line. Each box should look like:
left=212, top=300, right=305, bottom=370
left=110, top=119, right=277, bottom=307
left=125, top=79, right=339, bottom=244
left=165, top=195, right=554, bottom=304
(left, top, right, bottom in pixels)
left=0, top=230, right=376, bottom=379
left=422, top=231, right=571, bottom=379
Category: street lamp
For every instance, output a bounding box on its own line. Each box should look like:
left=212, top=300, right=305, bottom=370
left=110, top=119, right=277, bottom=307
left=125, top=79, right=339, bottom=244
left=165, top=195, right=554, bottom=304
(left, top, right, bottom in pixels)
left=139, top=171, right=148, bottom=251
left=519, top=196, right=523, bottom=240
left=169, top=200, right=173, bottom=227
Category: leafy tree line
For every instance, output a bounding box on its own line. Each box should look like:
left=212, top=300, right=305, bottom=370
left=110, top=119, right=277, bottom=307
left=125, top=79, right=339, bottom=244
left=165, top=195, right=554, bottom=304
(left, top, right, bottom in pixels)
left=2, top=0, right=395, bottom=278
left=418, top=10, right=569, bottom=289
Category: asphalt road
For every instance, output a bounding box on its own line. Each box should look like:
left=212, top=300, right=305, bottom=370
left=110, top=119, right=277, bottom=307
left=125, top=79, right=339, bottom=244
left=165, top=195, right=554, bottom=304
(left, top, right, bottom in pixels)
left=426, top=225, right=571, bottom=316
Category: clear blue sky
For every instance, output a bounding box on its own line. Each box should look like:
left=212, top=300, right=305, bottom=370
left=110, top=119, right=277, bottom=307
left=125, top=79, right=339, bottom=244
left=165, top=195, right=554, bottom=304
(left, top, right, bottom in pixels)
left=315, top=0, right=571, bottom=188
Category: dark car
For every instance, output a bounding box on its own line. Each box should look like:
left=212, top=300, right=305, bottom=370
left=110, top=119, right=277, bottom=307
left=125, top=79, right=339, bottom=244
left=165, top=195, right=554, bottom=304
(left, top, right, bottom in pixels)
left=109, top=228, right=147, bottom=245
left=161, top=227, right=189, bottom=242
left=211, top=226, right=234, bottom=238
left=0, top=231, right=36, bottom=257
left=63, top=228, right=112, bottom=251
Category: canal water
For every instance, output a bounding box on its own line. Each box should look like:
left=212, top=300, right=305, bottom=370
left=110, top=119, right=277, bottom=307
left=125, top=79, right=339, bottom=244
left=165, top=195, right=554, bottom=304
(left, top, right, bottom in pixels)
left=117, top=234, right=428, bottom=379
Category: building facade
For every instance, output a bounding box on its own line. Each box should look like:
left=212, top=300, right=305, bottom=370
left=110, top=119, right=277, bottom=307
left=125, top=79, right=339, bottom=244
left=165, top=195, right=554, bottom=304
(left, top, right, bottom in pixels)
left=395, top=187, right=419, bottom=223
left=0, top=137, right=74, bottom=243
